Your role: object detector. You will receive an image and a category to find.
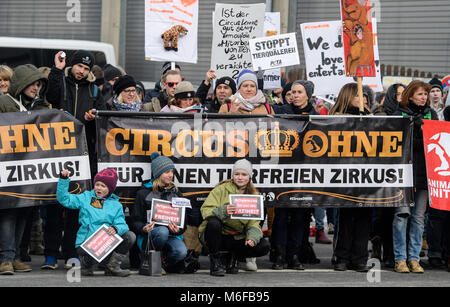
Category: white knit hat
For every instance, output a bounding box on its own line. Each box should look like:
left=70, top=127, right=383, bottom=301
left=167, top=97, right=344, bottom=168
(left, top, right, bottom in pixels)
left=233, top=159, right=253, bottom=176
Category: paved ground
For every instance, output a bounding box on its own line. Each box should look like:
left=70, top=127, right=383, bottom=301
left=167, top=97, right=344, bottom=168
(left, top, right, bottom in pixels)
left=1, top=235, right=449, bottom=289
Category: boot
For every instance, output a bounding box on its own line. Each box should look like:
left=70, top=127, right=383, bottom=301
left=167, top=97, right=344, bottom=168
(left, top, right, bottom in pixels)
left=370, top=235, right=382, bottom=260
left=80, top=255, right=95, bottom=276
left=104, top=252, right=130, bottom=277
left=286, top=246, right=304, bottom=270
left=315, top=229, right=332, bottom=244
left=271, top=245, right=286, bottom=270
left=224, top=253, right=239, bottom=274
left=209, top=253, right=225, bottom=277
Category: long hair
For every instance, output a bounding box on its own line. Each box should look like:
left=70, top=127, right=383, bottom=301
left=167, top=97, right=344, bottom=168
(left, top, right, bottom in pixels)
left=216, top=178, right=259, bottom=195
left=152, top=175, right=177, bottom=193
left=329, top=83, right=358, bottom=115
left=400, top=80, right=431, bottom=109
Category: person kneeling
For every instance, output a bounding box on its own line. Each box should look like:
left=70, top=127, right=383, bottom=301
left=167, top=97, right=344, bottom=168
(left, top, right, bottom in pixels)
left=57, top=168, right=136, bottom=277
left=199, top=159, right=270, bottom=276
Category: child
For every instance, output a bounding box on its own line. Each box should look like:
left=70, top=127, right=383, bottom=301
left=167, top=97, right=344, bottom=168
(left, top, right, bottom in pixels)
left=57, top=168, right=136, bottom=277
left=130, top=152, right=189, bottom=273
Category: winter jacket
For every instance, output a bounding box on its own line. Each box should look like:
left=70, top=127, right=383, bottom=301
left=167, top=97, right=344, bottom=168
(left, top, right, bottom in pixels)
left=46, top=66, right=106, bottom=124
left=277, top=101, right=318, bottom=115
left=142, top=91, right=169, bottom=112
left=195, top=80, right=222, bottom=113
left=394, top=103, right=438, bottom=190
left=56, top=177, right=129, bottom=248
left=143, top=79, right=162, bottom=102
left=130, top=183, right=186, bottom=237
left=198, top=181, right=263, bottom=245
left=0, top=64, right=49, bottom=113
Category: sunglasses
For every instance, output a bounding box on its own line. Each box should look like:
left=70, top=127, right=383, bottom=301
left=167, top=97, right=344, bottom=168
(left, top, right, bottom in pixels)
left=165, top=82, right=179, bottom=88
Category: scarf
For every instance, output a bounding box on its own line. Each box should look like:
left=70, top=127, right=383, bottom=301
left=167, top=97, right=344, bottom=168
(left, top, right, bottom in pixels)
left=112, top=97, right=142, bottom=112
left=235, top=90, right=266, bottom=111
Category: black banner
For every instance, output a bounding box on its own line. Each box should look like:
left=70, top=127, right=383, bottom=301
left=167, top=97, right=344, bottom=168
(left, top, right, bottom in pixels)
left=0, top=109, right=91, bottom=209
left=96, top=112, right=414, bottom=208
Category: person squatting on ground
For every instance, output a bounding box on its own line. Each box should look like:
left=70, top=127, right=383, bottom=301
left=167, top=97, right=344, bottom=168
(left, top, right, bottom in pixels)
left=130, top=152, right=190, bottom=274
left=57, top=168, right=136, bottom=277
left=199, top=159, right=270, bottom=277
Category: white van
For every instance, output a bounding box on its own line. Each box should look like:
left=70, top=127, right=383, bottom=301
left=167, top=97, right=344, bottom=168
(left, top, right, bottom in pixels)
left=0, top=37, right=116, bottom=69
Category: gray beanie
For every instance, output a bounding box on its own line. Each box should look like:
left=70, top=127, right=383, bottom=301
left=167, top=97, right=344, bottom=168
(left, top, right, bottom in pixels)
left=233, top=159, right=253, bottom=176
left=174, top=81, right=195, bottom=99
left=237, top=70, right=258, bottom=90
left=292, top=80, right=314, bottom=99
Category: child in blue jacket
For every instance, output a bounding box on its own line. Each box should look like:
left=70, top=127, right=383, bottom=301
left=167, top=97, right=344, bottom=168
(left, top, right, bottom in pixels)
left=57, top=168, right=136, bottom=277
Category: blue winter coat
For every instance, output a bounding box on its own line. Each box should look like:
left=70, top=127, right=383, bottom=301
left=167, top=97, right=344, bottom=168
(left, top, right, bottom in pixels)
left=56, top=178, right=129, bottom=248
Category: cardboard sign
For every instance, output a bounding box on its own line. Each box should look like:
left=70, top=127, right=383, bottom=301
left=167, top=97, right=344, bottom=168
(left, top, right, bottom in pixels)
left=210, top=3, right=265, bottom=79
left=300, top=20, right=382, bottom=96
left=148, top=199, right=185, bottom=228
left=144, top=0, right=198, bottom=63
left=340, top=0, right=375, bottom=77
left=249, top=33, right=300, bottom=71
left=263, top=12, right=282, bottom=90
left=80, top=224, right=124, bottom=263
left=423, top=120, right=450, bottom=211
left=229, top=194, right=264, bottom=220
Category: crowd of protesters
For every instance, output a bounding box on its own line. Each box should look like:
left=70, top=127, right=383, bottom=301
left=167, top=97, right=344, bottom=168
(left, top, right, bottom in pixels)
left=0, top=49, right=449, bottom=278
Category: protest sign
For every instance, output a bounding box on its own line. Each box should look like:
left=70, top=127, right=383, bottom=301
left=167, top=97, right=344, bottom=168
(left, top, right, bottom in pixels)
left=263, top=12, right=281, bottom=90
left=249, top=33, right=299, bottom=71
left=144, top=0, right=198, bottom=63
left=148, top=199, right=185, bottom=228
left=423, top=120, right=450, bottom=211
left=80, top=224, right=124, bottom=263
left=340, top=0, right=375, bottom=77
left=300, top=20, right=382, bottom=96
left=96, top=112, right=414, bottom=209
left=0, top=109, right=91, bottom=209
left=210, top=3, right=265, bottom=79
left=229, top=194, right=264, bottom=220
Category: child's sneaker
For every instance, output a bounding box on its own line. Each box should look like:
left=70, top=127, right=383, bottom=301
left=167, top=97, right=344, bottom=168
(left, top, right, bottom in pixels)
left=41, top=256, right=58, bottom=270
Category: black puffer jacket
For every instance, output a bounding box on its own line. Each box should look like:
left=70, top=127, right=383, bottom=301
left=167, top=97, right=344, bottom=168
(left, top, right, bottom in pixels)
left=130, top=183, right=187, bottom=236
left=394, top=103, right=438, bottom=190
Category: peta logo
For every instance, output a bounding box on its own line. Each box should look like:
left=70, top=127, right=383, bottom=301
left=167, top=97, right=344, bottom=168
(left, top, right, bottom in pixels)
left=427, top=132, right=450, bottom=176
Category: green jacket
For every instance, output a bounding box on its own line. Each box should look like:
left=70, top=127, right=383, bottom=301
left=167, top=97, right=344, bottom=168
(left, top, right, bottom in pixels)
left=198, top=181, right=263, bottom=245
left=0, top=64, right=49, bottom=113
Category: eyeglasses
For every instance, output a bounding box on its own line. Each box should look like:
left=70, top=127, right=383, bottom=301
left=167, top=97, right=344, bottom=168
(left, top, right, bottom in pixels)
left=123, top=89, right=136, bottom=94
left=165, top=82, right=179, bottom=88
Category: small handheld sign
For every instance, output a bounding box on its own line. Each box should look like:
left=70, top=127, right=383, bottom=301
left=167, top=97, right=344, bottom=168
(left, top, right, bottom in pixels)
left=148, top=199, right=185, bottom=229
left=229, top=194, right=264, bottom=220
left=80, top=224, right=124, bottom=263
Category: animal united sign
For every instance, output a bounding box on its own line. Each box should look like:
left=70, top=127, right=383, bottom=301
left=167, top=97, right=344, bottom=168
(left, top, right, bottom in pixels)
left=95, top=112, right=414, bottom=209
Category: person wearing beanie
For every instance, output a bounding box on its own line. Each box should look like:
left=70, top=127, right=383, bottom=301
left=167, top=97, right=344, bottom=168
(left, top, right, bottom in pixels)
left=130, top=152, right=192, bottom=274
left=199, top=159, right=270, bottom=277
left=56, top=168, right=135, bottom=277
left=143, top=62, right=181, bottom=102
left=195, top=68, right=237, bottom=113
left=161, top=81, right=203, bottom=113
left=111, top=75, right=143, bottom=112
left=429, top=77, right=445, bottom=120
left=136, top=81, right=146, bottom=102
left=219, top=70, right=273, bottom=115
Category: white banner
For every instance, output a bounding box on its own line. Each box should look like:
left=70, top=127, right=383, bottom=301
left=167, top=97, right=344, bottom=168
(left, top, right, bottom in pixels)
left=144, top=0, right=198, bottom=63
left=210, top=3, right=265, bottom=79
left=300, top=20, right=383, bottom=96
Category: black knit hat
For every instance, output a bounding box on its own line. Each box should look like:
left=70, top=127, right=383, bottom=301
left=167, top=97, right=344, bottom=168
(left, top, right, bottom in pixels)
left=161, top=61, right=181, bottom=76
left=429, top=77, right=443, bottom=93
left=70, top=50, right=95, bottom=69
left=103, top=64, right=122, bottom=82
left=215, top=76, right=237, bottom=94
left=113, top=75, right=137, bottom=96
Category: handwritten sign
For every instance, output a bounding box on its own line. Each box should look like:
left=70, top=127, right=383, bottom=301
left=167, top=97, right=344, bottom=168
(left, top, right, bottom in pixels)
left=229, top=194, right=264, bottom=220
left=211, top=3, right=265, bottom=79
left=263, top=12, right=281, bottom=90
left=300, top=20, right=382, bottom=96
left=80, top=224, right=124, bottom=263
left=144, top=0, right=199, bottom=63
left=249, top=33, right=300, bottom=70
left=148, top=199, right=185, bottom=229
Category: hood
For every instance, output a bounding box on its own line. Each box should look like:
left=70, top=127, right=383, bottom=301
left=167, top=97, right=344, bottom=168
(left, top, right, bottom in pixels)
left=8, top=64, right=47, bottom=99
left=383, top=83, right=403, bottom=115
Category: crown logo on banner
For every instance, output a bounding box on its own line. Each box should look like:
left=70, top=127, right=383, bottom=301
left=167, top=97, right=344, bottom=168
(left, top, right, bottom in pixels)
left=255, top=122, right=300, bottom=157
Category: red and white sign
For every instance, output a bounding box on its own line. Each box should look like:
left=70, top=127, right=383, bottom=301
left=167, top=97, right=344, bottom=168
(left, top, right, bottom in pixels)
left=423, top=119, right=450, bottom=211
left=80, top=224, right=124, bottom=263
left=229, top=194, right=264, bottom=220
left=148, top=199, right=185, bottom=228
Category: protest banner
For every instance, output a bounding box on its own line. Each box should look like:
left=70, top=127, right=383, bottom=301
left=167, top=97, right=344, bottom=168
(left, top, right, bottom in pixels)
left=229, top=194, right=264, bottom=220
left=96, top=112, right=414, bottom=209
left=80, top=224, right=124, bottom=263
left=144, top=0, right=198, bottom=63
left=210, top=3, right=265, bottom=79
left=300, top=20, right=382, bottom=97
left=148, top=198, right=185, bottom=228
left=340, top=0, right=375, bottom=78
left=263, top=12, right=282, bottom=90
left=249, top=33, right=300, bottom=71
left=0, top=109, right=91, bottom=209
left=423, top=119, right=450, bottom=211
